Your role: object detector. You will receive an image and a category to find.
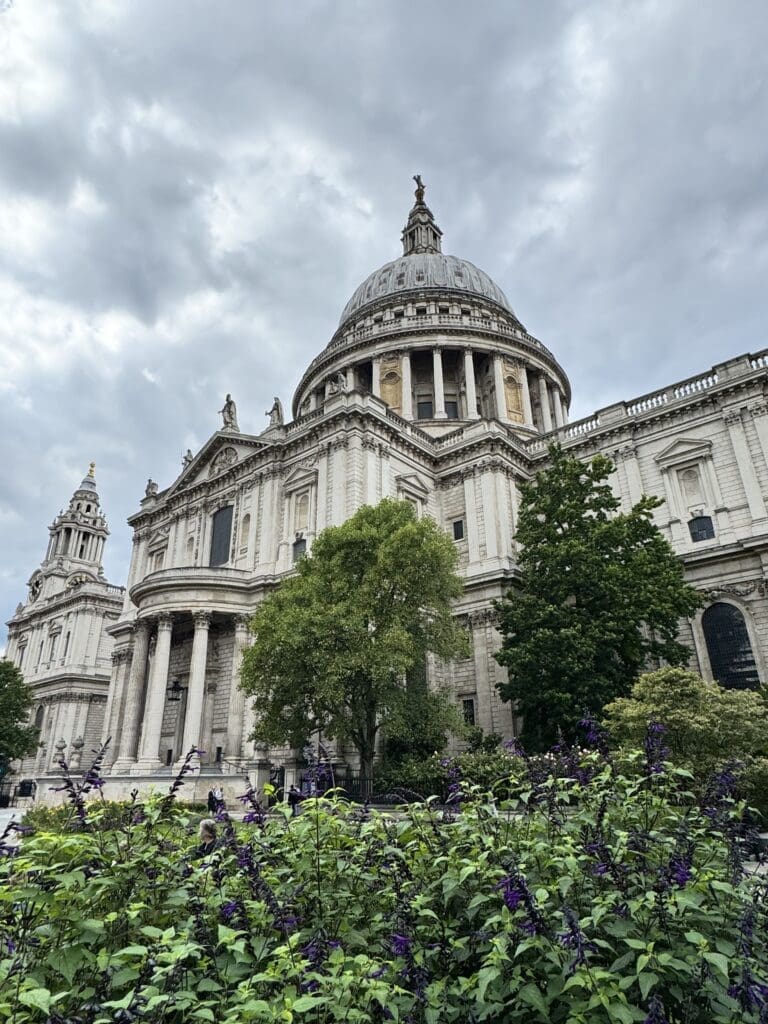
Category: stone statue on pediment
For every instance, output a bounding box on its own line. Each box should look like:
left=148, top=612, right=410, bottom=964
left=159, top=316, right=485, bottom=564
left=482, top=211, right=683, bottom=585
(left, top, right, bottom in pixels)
left=182, top=449, right=194, bottom=469
left=145, top=478, right=158, bottom=498
left=219, top=394, right=239, bottom=431
left=266, top=397, right=284, bottom=426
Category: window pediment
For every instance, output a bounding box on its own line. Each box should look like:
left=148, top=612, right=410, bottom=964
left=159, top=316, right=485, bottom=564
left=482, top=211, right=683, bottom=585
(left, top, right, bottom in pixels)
left=284, top=463, right=318, bottom=494
left=147, top=527, right=170, bottom=552
left=395, top=473, right=431, bottom=499
left=654, top=437, right=713, bottom=470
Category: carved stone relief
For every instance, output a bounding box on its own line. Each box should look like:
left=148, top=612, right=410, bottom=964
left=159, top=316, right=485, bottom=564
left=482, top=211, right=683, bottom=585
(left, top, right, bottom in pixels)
left=380, top=357, right=402, bottom=413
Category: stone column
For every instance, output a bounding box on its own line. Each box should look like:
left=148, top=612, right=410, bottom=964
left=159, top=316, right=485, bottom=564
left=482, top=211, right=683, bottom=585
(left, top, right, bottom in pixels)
left=553, top=388, right=564, bottom=428
left=226, top=615, right=250, bottom=760
left=371, top=357, right=381, bottom=398
left=724, top=410, right=768, bottom=524
left=560, top=393, right=569, bottom=424
left=433, top=348, right=446, bottom=419
left=493, top=354, right=507, bottom=420
left=463, top=349, right=479, bottom=420
left=346, top=366, right=355, bottom=392
left=520, top=367, right=534, bottom=426
left=102, top=648, right=131, bottom=767
left=400, top=352, right=413, bottom=419
left=112, top=620, right=151, bottom=771
left=538, top=376, right=553, bottom=432
left=135, top=613, right=174, bottom=770
left=180, top=612, right=211, bottom=758
left=309, top=391, right=318, bottom=411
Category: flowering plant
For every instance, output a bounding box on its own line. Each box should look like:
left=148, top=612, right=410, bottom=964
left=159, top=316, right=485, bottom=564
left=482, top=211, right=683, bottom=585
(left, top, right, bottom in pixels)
left=0, top=730, right=766, bottom=1022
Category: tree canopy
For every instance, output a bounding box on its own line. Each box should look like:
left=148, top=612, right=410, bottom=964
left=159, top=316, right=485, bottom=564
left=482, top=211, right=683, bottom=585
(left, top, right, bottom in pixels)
left=0, top=659, right=38, bottom=777
left=495, top=445, right=701, bottom=750
left=603, top=667, right=768, bottom=777
left=240, top=499, right=469, bottom=780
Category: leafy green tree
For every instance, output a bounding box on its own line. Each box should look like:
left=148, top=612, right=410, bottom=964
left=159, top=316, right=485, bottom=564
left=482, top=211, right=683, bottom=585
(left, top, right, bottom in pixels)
left=240, top=499, right=470, bottom=781
left=0, top=659, right=38, bottom=777
left=495, top=445, right=701, bottom=750
left=603, top=667, right=768, bottom=776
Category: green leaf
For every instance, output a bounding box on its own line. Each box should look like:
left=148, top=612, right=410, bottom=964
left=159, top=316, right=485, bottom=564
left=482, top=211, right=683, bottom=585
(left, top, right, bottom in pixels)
left=638, top=972, right=659, bottom=1001
left=703, top=952, right=730, bottom=979
left=518, top=982, right=548, bottom=1017
left=18, top=988, right=52, bottom=1014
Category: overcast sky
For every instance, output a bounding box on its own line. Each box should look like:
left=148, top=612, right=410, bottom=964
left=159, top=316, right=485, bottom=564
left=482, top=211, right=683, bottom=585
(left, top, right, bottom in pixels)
left=1, top=0, right=767, bottom=644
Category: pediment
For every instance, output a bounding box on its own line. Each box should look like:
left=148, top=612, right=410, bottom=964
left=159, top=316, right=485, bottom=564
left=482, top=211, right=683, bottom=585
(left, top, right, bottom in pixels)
left=164, top=433, right=272, bottom=497
left=147, top=526, right=171, bottom=551
left=395, top=473, right=431, bottom=498
left=654, top=436, right=713, bottom=469
left=283, top=461, right=318, bottom=493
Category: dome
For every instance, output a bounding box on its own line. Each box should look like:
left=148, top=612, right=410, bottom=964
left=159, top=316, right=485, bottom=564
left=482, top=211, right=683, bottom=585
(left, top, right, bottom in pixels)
left=338, top=252, right=516, bottom=327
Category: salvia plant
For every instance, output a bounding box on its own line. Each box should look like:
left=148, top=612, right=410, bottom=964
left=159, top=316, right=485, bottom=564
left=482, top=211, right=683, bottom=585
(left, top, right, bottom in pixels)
left=0, top=726, right=766, bottom=1023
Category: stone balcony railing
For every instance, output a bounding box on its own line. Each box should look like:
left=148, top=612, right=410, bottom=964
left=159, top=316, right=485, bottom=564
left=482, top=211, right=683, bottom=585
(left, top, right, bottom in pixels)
left=130, top=565, right=252, bottom=611
left=526, top=349, right=768, bottom=455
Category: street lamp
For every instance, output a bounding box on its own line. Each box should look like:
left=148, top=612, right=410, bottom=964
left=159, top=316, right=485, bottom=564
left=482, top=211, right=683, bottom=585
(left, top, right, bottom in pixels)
left=167, top=678, right=185, bottom=702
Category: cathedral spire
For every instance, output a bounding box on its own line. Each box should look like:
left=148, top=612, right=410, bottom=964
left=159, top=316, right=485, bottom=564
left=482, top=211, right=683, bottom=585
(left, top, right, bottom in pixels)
left=401, top=174, right=443, bottom=255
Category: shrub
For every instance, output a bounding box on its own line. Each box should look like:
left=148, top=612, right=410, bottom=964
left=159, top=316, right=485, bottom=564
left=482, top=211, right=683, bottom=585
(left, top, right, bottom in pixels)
left=1, top=735, right=767, bottom=1022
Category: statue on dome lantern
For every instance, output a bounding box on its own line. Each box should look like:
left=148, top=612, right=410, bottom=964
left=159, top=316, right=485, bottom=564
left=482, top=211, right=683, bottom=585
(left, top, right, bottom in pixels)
left=413, top=174, right=425, bottom=203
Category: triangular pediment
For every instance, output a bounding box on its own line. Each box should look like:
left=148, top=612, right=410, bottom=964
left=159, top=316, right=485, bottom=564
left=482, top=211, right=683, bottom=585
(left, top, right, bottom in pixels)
left=654, top=436, right=713, bottom=468
left=395, top=472, right=431, bottom=498
left=283, top=461, right=318, bottom=492
left=164, top=432, right=273, bottom=497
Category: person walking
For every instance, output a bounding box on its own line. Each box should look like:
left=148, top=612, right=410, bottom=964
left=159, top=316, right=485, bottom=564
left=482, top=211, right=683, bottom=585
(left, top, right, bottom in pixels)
left=287, top=785, right=302, bottom=817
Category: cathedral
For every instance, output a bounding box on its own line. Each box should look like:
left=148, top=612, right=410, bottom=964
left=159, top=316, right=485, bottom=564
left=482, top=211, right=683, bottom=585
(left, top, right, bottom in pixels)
left=5, top=179, right=768, bottom=804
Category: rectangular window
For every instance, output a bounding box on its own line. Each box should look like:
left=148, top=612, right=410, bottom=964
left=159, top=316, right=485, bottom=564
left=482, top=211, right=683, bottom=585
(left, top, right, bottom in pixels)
left=689, top=515, right=715, bottom=542
left=462, top=698, right=476, bottom=727
left=445, top=400, right=459, bottom=419
left=209, top=505, right=234, bottom=567
left=166, top=749, right=173, bottom=766
left=293, top=537, right=307, bottom=563
left=452, top=519, right=465, bottom=541
left=215, top=746, right=223, bottom=763
left=417, top=400, right=433, bottom=419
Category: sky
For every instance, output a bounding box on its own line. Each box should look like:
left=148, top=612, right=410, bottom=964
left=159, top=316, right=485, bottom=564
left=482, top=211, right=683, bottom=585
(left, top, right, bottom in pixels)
left=1, top=0, right=767, bottom=644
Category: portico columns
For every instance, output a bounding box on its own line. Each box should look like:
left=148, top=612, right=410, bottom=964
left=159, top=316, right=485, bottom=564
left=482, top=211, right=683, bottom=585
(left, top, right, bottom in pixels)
left=433, top=348, right=447, bottom=419
left=112, top=620, right=151, bottom=770
left=463, top=349, right=479, bottom=420
left=493, top=354, right=507, bottom=420
left=538, top=376, right=553, bottom=432
left=520, top=367, right=534, bottom=426
left=226, top=615, right=250, bottom=760
left=371, top=357, right=381, bottom=398
left=135, top=613, right=173, bottom=769
left=553, top=388, right=564, bottom=428
left=400, top=352, right=413, bottom=419
left=180, top=611, right=211, bottom=757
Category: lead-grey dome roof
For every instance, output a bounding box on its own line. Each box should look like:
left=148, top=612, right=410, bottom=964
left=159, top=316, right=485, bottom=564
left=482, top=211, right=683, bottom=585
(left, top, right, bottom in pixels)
left=338, top=252, right=516, bottom=327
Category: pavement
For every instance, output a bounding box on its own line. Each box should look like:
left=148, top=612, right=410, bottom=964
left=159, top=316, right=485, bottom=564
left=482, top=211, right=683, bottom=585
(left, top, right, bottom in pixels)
left=0, top=807, right=25, bottom=837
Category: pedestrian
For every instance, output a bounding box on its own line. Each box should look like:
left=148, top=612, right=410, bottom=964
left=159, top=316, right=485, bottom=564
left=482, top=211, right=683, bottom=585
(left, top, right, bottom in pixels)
left=206, top=789, right=216, bottom=813
left=213, top=784, right=224, bottom=810
left=287, top=785, right=302, bottom=817
left=193, top=819, right=218, bottom=859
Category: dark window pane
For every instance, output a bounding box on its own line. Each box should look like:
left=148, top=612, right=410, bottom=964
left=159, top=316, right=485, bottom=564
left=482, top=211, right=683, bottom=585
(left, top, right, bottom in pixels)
left=445, top=401, right=459, bottom=419
left=702, top=602, right=760, bottom=690
left=293, top=538, right=307, bottom=562
left=209, top=505, right=233, bottom=566
left=689, top=515, right=715, bottom=542
left=452, top=519, right=464, bottom=541
left=417, top=400, right=433, bottom=419
left=462, top=698, right=475, bottom=726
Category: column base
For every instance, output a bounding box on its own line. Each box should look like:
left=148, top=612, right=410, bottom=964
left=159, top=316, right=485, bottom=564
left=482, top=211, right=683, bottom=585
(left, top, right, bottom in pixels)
left=109, top=759, right=137, bottom=775
left=131, top=758, right=164, bottom=775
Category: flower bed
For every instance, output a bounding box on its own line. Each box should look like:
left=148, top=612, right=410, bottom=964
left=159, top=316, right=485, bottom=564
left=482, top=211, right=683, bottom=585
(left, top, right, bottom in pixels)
left=0, top=736, right=766, bottom=1023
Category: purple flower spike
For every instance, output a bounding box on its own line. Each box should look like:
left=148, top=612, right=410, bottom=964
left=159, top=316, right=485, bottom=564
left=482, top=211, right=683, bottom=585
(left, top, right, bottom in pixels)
left=643, top=994, right=669, bottom=1024
left=390, top=933, right=412, bottom=957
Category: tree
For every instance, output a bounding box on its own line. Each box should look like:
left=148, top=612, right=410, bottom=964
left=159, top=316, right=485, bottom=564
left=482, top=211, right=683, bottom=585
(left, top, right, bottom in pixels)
left=0, top=659, right=38, bottom=778
left=240, top=499, right=470, bottom=782
left=603, top=668, right=768, bottom=777
left=494, top=445, right=701, bottom=750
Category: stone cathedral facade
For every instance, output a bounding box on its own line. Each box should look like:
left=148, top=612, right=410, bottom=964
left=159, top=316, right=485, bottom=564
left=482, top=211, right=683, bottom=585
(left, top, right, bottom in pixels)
left=6, top=181, right=768, bottom=803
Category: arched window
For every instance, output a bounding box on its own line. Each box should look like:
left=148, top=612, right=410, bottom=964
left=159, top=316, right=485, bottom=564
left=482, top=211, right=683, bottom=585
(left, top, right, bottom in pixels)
left=186, top=536, right=195, bottom=563
left=34, top=705, right=44, bottom=730
left=295, top=494, right=309, bottom=533
left=209, top=505, right=234, bottom=566
left=702, top=603, right=760, bottom=690
left=240, top=514, right=251, bottom=553
left=293, top=537, right=307, bottom=563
